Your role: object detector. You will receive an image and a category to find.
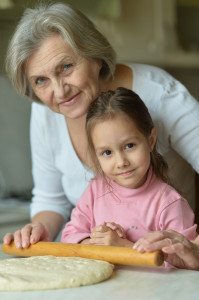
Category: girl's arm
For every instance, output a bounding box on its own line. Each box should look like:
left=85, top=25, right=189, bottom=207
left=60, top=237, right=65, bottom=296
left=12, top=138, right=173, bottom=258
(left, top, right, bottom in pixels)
left=61, top=185, right=94, bottom=243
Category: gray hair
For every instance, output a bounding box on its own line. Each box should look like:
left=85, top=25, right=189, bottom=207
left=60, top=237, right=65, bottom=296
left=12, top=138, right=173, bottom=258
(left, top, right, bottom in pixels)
left=6, top=2, right=116, bottom=101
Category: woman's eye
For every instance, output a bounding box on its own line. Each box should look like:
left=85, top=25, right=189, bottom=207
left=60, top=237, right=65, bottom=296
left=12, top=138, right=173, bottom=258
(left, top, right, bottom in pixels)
left=102, top=150, right=112, bottom=157
left=125, top=143, right=134, bottom=150
left=63, top=63, right=73, bottom=71
left=35, top=77, right=46, bottom=86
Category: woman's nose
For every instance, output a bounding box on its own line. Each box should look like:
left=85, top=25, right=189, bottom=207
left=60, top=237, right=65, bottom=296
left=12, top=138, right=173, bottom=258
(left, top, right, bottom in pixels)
left=52, top=79, right=68, bottom=99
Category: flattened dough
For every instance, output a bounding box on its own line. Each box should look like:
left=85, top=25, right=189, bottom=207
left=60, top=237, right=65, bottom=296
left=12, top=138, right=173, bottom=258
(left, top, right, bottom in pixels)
left=0, top=256, right=114, bottom=291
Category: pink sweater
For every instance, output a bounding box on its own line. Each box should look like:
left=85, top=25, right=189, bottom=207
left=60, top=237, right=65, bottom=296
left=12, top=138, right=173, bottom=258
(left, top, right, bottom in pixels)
left=61, top=169, right=197, bottom=243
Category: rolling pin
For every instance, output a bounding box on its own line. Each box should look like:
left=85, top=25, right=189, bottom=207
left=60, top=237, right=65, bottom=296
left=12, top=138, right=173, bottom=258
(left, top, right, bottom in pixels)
left=2, top=242, right=164, bottom=267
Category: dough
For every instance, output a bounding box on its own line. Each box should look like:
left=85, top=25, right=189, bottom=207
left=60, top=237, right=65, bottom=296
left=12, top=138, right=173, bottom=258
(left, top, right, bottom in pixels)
left=0, top=256, right=114, bottom=291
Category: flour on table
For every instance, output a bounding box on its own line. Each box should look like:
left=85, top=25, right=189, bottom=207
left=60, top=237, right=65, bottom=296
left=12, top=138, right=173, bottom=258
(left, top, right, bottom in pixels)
left=0, top=256, right=114, bottom=291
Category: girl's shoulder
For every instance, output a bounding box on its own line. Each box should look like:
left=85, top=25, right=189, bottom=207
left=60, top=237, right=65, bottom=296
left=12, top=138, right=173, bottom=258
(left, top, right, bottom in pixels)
left=153, top=175, right=186, bottom=208
left=148, top=169, right=180, bottom=200
left=89, top=176, right=112, bottom=195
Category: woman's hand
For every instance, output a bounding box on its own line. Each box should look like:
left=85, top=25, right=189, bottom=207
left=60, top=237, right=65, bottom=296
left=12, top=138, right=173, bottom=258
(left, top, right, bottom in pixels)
left=3, top=222, right=50, bottom=249
left=133, top=230, right=199, bottom=270
left=89, top=224, right=133, bottom=247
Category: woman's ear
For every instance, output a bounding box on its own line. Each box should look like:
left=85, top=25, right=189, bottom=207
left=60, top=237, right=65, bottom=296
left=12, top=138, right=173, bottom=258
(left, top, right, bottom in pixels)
left=148, top=127, right=157, bottom=151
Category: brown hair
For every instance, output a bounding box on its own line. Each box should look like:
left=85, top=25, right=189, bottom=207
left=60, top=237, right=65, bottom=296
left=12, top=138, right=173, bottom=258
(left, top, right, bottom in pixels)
left=86, top=87, right=171, bottom=184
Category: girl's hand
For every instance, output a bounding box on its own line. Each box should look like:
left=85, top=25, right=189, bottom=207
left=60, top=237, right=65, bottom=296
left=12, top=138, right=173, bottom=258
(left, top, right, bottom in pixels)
left=3, top=222, right=50, bottom=249
left=104, top=222, right=126, bottom=238
left=90, top=224, right=133, bottom=247
left=133, top=230, right=199, bottom=270
left=80, top=238, right=91, bottom=245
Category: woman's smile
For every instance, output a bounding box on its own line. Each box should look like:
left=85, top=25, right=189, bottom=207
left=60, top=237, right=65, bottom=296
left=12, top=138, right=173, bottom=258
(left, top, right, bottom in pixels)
left=58, top=92, right=81, bottom=107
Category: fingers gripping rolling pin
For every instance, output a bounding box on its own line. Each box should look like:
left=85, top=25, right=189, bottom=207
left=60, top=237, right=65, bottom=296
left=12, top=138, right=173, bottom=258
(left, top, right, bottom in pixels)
left=2, top=242, right=164, bottom=267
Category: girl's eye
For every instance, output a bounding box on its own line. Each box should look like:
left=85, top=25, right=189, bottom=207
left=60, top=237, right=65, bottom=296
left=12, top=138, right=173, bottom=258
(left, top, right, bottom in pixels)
left=125, top=143, right=134, bottom=150
left=101, top=150, right=112, bottom=157
left=35, top=77, right=46, bottom=86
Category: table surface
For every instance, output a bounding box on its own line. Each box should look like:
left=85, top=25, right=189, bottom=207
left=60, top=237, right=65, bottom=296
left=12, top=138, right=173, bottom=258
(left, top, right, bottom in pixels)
left=0, top=247, right=198, bottom=300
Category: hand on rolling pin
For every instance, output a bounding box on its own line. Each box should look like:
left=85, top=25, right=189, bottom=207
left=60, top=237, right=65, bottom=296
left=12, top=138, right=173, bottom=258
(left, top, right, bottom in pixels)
left=133, top=230, right=199, bottom=270
left=89, top=223, right=133, bottom=247
left=3, top=222, right=50, bottom=249
left=105, top=222, right=126, bottom=238
left=80, top=222, right=126, bottom=245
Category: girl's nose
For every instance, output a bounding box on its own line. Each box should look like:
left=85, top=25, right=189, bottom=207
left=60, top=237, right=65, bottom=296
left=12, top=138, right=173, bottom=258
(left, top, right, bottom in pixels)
left=116, top=152, right=129, bottom=168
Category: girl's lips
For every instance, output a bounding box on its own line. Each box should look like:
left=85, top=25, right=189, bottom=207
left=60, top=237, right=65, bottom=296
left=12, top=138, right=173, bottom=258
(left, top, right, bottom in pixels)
left=59, top=92, right=81, bottom=106
left=117, top=170, right=134, bottom=177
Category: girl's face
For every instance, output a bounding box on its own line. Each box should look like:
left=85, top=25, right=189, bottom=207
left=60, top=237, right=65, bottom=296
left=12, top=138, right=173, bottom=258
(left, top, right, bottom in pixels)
left=26, top=34, right=102, bottom=119
left=91, top=114, right=156, bottom=189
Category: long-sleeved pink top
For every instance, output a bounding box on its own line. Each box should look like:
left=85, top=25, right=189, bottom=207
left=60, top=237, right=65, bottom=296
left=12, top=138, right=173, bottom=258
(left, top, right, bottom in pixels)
left=61, top=168, right=197, bottom=244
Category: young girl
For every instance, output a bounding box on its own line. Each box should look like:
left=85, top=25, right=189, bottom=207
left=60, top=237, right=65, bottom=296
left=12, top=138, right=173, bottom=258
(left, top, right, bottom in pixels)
left=61, top=87, right=197, bottom=250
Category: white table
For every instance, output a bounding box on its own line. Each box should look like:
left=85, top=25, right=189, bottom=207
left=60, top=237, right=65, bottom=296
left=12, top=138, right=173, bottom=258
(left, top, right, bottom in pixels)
left=0, top=249, right=198, bottom=300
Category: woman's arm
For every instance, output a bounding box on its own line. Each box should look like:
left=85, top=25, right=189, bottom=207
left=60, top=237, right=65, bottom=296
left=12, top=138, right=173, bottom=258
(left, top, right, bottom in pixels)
left=133, top=230, right=199, bottom=270
left=30, top=103, right=73, bottom=220
left=3, top=103, right=74, bottom=248
left=3, top=211, right=64, bottom=248
left=159, top=78, right=199, bottom=173
left=31, top=211, right=64, bottom=241
left=133, top=194, right=198, bottom=269
left=30, top=103, right=73, bottom=237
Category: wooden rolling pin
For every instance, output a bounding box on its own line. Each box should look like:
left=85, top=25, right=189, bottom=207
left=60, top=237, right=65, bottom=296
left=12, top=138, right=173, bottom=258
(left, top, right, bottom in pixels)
left=2, top=242, right=164, bottom=267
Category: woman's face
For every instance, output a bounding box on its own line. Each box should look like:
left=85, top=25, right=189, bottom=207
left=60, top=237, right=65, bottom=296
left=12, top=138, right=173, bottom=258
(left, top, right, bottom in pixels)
left=26, top=34, right=102, bottom=119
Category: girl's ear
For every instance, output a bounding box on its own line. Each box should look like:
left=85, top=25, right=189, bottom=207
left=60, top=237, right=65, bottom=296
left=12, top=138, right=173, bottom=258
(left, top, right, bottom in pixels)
left=148, top=127, right=157, bottom=151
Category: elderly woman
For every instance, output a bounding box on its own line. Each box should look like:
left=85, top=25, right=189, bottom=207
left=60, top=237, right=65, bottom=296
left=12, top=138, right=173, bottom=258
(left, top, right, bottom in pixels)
left=3, top=3, right=199, bottom=269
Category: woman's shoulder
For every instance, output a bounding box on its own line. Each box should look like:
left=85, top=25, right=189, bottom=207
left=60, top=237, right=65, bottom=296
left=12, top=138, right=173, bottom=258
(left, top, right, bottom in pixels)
left=31, top=102, right=63, bottom=124
left=32, top=101, right=53, bottom=115
left=120, top=63, right=186, bottom=110
left=123, top=63, right=176, bottom=87
left=110, top=63, right=184, bottom=103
